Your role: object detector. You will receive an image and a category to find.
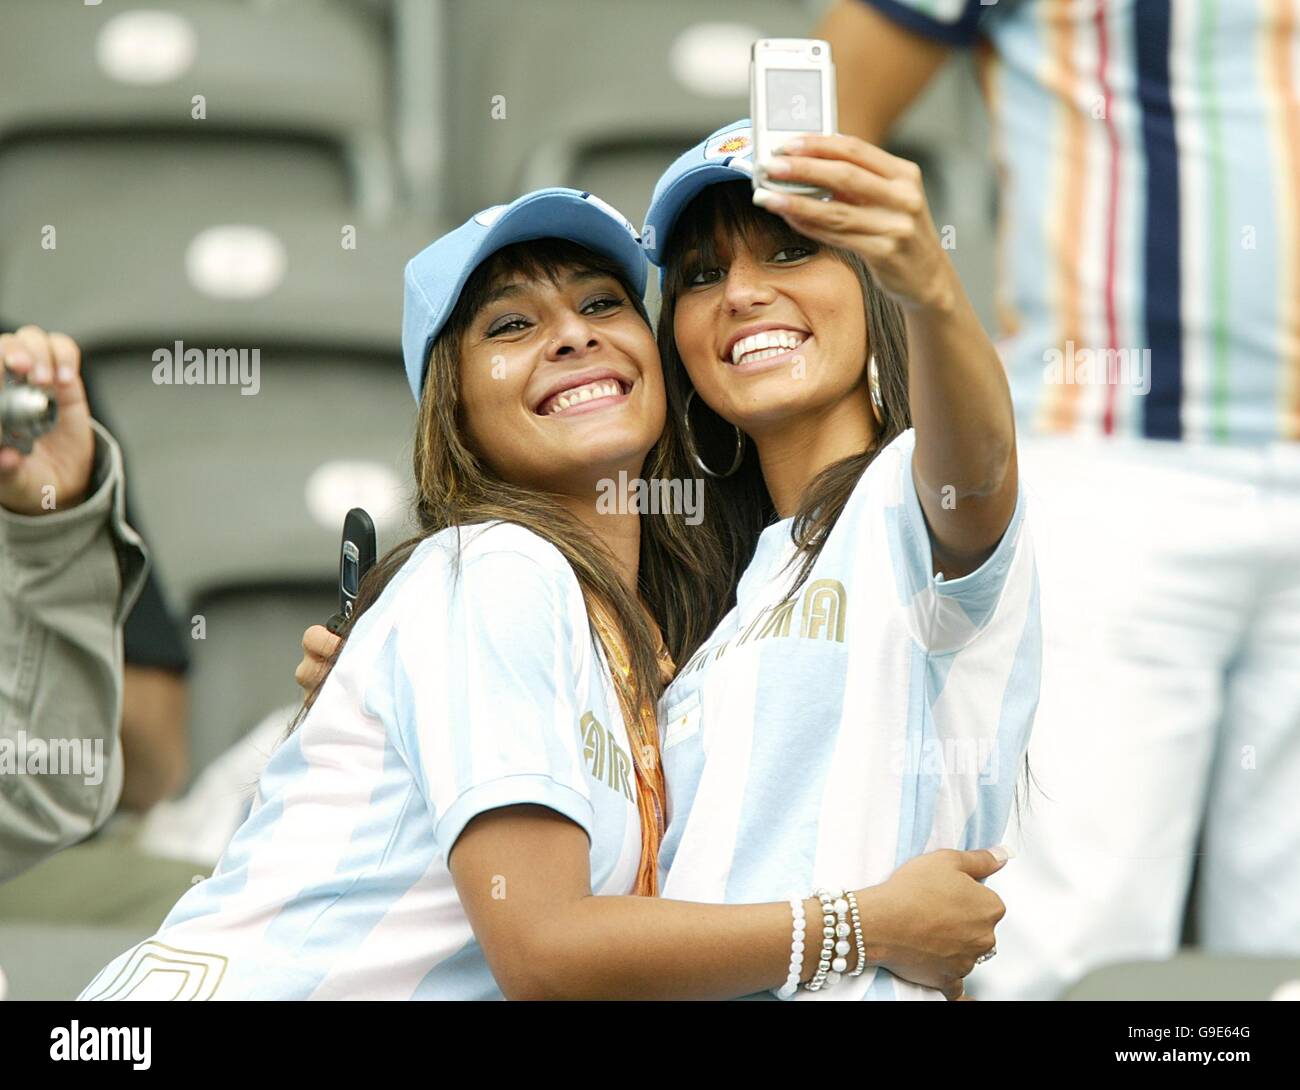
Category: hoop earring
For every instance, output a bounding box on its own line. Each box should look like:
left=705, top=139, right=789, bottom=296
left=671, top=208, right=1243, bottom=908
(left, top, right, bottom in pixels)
left=682, top=389, right=745, bottom=479
left=868, top=354, right=885, bottom=427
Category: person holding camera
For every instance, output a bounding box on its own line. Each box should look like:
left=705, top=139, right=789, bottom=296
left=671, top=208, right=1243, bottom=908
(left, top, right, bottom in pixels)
left=0, top=325, right=147, bottom=882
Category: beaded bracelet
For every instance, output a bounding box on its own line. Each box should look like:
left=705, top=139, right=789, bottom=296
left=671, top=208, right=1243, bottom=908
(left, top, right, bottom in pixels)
left=776, top=896, right=806, bottom=1000
left=825, top=889, right=852, bottom=986
left=806, top=888, right=840, bottom=991
left=846, top=890, right=867, bottom=976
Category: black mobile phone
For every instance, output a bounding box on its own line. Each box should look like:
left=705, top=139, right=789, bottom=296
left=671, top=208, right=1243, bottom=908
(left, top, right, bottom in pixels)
left=326, top=507, right=377, bottom=634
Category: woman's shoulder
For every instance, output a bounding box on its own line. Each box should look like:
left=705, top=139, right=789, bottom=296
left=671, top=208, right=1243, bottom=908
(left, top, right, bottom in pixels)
left=870, top=427, right=916, bottom=479
left=841, top=427, right=916, bottom=514
left=456, top=520, right=574, bottom=572
left=403, top=520, right=580, bottom=594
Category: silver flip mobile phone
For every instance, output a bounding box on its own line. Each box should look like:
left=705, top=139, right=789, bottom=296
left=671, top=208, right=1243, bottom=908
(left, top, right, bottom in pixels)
left=750, top=38, right=838, bottom=199
left=325, top=507, right=376, bottom=635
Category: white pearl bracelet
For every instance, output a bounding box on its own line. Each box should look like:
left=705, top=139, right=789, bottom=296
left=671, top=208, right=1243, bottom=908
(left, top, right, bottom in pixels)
left=776, top=896, right=806, bottom=1000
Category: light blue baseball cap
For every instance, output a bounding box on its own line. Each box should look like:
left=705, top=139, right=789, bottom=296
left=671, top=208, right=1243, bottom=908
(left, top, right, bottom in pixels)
left=402, top=187, right=647, bottom=400
left=642, top=119, right=754, bottom=268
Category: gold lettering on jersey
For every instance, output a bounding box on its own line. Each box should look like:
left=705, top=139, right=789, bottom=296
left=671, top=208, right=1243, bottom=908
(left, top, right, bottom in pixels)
left=676, top=578, right=848, bottom=677
left=581, top=712, right=606, bottom=779
left=800, top=580, right=847, bottom=641
left=579, top=712, right=635, bottom=802
left=611, top=744, right=634, bottom=801
left=756, top=598, right=796, bottom=640
left=737, top=611, right=766, bottom=646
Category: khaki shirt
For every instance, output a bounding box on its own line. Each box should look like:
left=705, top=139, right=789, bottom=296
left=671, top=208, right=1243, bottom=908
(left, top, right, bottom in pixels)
left=0, top=419, right=148, bottom=882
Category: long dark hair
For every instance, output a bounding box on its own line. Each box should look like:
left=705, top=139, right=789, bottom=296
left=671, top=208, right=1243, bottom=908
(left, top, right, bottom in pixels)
left=290, top=238, right=733, bottom=894
left=657, top=179, right=911, bottom=598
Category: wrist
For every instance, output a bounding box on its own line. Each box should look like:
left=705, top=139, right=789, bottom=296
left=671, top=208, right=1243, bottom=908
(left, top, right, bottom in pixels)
left=897, top=257, right=961, bottom=318
left=0, top=437, right=97, bottom=516
left=0, top=475, right=90, bottom=517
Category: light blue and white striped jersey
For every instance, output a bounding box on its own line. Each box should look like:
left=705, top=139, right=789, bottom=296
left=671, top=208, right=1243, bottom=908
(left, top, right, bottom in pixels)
left=862, top=0, right=1300, bottom=444
left=657, top=430, right=1040, bottom=1000
left=81, top=522, right=642, bottom=1000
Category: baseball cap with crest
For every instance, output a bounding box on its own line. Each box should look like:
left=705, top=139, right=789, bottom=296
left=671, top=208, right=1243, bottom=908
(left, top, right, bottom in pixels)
left=642, top=119, right=755, bottom=268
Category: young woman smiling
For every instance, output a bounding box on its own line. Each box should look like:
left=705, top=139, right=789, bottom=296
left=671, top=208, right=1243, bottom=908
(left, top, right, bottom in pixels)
left=115, top=188, right=1013, bottom=1002
left=641, top=122, right=1041, bottom=1001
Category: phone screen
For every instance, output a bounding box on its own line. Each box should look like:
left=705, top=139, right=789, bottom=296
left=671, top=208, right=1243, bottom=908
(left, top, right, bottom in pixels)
left=765, top=68, right=823, bottom=131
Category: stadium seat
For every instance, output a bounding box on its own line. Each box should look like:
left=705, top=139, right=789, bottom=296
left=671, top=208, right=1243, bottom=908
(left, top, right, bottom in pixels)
left=439, top=0, right=816, bottom=227
left=82, top=344, right=417, bottom=777
left=0, top=0, right=392, bottom=159
left=1, top=195, right=423, bottom=778
left=1063, top=953, right=1300, bottom=1001
left=0, top=0, right=398, bottom=278
left=184, top=586, right=339, bottom=777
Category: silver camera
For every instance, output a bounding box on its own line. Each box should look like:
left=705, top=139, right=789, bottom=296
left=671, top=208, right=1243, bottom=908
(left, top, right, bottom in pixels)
left=0, top=366, right=58, bottom=453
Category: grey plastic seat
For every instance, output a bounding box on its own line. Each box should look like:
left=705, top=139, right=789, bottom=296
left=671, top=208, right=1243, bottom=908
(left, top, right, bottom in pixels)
left=0, top=0, right=392, bottom=160
left=183, top=585, right=339, bottom=778
left=441, top=0, right=814, bottom=227
left=1, top=195, right=424, bottom=778
left=0, top=191, right=419, bottom=363
left=86, top=346, right=413, bottom=778
left=1063, top=952, right=1300, bottom=1000
left=0, top=0, right=397, bottom=276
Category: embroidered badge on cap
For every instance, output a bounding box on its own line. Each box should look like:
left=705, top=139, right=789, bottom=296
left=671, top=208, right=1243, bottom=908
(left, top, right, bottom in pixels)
left=704, top=127, right=754, bottom=160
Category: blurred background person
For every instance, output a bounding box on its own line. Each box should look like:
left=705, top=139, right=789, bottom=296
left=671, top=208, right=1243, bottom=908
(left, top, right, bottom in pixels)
left=817, top=0, right=1300, bottom=998
left=0, top=326, right=146, bottom=881
left=91, top=370, right=193, bottom=816
left=0, top=339, right=194, bottom=815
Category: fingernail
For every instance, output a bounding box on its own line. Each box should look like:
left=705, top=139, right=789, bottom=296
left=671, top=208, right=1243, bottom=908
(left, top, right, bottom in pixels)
left=778, top=138, right=805, bottom=154
left=989, top=844, right=1014, bottom=864
left=33, top=363, right=52, bottom=384
left=758, top=155, right=790, bottom=177
left=5, top=350, right=31, bottom=366
left=752, top=187, right=787, bottom=211
left=56, top=366, right=74, bottom=384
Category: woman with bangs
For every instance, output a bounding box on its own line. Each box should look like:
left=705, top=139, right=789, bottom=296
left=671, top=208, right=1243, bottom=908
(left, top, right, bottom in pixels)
left=642, top=123, right=1041, bottom=1001
left=108, top=188, right=1011, bottom=1002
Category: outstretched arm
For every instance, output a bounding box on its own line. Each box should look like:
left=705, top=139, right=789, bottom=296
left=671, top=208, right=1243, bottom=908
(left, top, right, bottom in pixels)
left=753, top=137, right=1017, bottom=578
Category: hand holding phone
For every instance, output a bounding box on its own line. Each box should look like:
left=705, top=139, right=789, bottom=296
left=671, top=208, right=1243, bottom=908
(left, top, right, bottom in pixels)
left=295, top=623, right=343, bottom=703
left=750, top=38, right=838, bottom=199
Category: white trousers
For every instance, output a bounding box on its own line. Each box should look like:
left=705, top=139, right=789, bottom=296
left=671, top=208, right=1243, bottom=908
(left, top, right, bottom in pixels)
left=970, top=435, right=1300, bottom=1000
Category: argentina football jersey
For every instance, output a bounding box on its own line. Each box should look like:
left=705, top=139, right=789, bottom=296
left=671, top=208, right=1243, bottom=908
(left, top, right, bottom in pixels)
left=657, top=429, right=1040, bottom=1000
left=80, top=523, right=642, bottom=1000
